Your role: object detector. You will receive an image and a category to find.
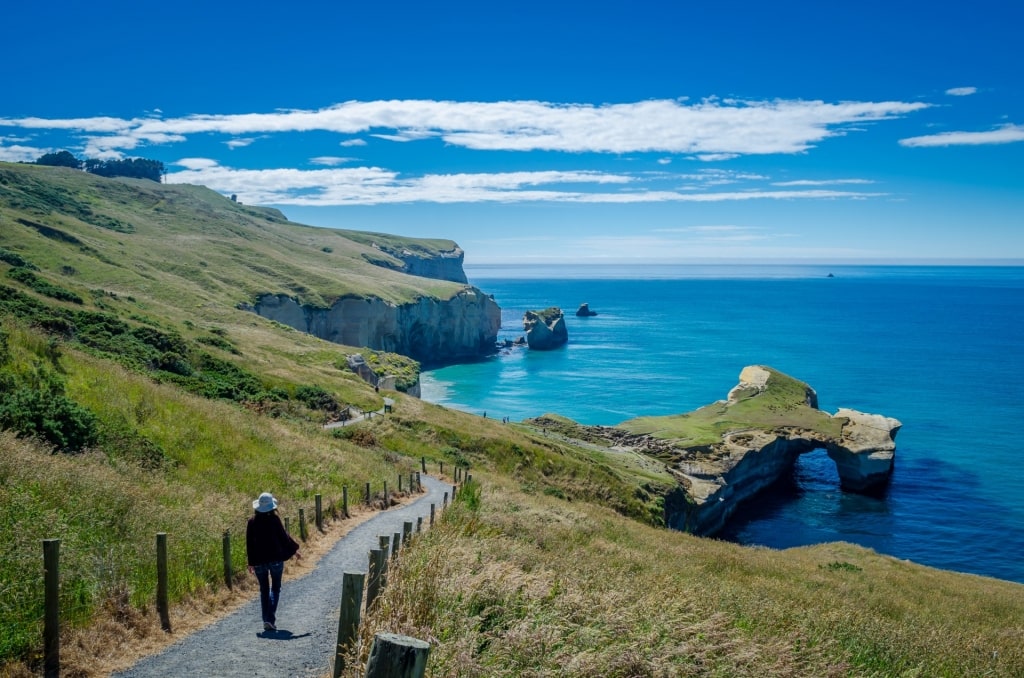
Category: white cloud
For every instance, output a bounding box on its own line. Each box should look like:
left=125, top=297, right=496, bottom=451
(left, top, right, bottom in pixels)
left=0, top=97, right=930, bottom=158
left=676, top=169, right=768, bottom=187
left=772, top=178, right=874, bottom=186
left=695, top=153, right=739, bottom=162
left=0, top=143, right=46, bottom=162
left=174, top=157, right=221, bottom=170
left=945, top=87, right=977, bottom=96
left=310, top=156, right=358, bottom=166
left=657, top=157, right=672, bottom=165
left=163, top=162, right=881, bottom=206
left=225, top=138, right=258, bottom=149
left=899, top=124, right=1024, bottom=147
left=339, top=138, right=367, bottom=147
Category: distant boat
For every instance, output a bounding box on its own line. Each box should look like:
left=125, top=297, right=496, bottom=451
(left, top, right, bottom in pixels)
left=827, top=273, right=835, bottom=278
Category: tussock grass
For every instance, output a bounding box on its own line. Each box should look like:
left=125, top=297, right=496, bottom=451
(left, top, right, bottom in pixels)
left=0, top=342, right=401, bottom=673
left=354, top=473, right=1024, bottom=677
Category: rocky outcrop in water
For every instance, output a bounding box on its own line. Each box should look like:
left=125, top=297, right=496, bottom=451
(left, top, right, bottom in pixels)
left=523, top=307, right=568, bottom=350
left=576, top=302, right=598, bottom=317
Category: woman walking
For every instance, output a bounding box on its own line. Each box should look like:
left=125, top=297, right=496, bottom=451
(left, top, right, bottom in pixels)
left=246, top=491, right=301, bottom=632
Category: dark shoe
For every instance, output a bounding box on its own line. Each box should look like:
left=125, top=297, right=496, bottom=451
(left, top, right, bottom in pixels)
left=264, top=621, right=276, bottom=631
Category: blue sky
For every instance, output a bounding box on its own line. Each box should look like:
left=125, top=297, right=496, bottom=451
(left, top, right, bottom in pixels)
left=2, top=1, right=1022, bottom=264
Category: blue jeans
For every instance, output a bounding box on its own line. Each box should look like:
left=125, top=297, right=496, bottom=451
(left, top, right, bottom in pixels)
left=253, top=561, right=284, bottom=625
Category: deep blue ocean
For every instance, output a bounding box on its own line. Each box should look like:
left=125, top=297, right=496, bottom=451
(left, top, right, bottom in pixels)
left=422, top=264, right=1024, bottom=584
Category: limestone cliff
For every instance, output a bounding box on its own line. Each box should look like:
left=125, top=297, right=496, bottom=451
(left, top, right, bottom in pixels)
left=249, top=286, right=500, bottom=366
left=619, top=365, right=901, bottom=536
left=364, top=243, right=468, bottom=283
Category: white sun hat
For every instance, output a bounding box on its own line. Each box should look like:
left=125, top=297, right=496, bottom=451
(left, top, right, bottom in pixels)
left=253, top=492, right=279, bottom=512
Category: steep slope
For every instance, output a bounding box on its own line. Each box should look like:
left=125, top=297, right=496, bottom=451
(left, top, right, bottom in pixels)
left=0, top=162, right=499, bottom=366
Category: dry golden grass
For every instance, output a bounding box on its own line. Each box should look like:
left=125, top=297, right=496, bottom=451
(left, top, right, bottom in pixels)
left=0, top=428, right=424, bottom=677
left=348, top=472, right=1024, bottom=678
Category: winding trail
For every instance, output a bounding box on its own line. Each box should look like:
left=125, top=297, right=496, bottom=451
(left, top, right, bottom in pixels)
left=114, top=475, right=449, bottom=677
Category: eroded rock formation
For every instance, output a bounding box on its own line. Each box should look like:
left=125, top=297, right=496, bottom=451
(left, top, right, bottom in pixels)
left=523, top=307, right=568, bottom=350
left=617, top=365, right=901, bottom=536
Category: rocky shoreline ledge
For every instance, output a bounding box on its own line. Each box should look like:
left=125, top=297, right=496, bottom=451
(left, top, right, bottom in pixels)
left=529, top=365, right=901, bottom=537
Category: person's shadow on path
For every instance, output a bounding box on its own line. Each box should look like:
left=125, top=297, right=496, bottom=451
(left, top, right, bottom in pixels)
left=257, top=629, right=310, bottom=641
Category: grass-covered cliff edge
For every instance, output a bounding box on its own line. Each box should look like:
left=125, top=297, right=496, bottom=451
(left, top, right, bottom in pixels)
left=1, top=164, right=1022, bottom=676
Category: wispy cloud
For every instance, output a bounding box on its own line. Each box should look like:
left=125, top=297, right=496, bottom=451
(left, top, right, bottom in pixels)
left=310, top=156, right=358, bottom=166
left=695, top=153, right=739, bottom=162
left=225, top=137, right=260, bottom=149
left=339, top=138, right=367, bottom=147
left=0, top=97, right=929, bottom=158
left=164, top=160, right=882, bottom=206
left=899, top=123, right=1024, bottom=147
left=772, top=178, right=874, bottom=186
left=945, top=86, right=978, bottom=96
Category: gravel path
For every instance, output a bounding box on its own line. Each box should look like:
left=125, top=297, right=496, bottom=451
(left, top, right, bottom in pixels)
left=115, top=475, right=450, bottom=677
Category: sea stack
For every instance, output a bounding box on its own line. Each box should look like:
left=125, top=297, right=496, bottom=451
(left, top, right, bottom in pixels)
left=576, top=302, right=598, bottom=317
left=523, top=307, right=568, bottom=350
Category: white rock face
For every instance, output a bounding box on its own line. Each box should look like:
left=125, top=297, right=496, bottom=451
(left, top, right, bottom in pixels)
left=251, top=287, right=500, bottom=365
left=826, top=409, right=902, bottom=491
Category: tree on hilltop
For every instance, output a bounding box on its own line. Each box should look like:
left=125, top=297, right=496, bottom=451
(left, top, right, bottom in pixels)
left=84, top=157, right=165, bottom=182
left=35, top=150, right=82, bottom=169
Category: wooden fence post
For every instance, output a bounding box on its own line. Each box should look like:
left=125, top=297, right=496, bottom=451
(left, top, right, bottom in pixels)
left=222, top=530, right=232, bottom=590
left=365, top=482, right=371, bottom=505
left=43, top=539, right=59, bottom=678
left=416, top=472, right=421, bottom=492
left=299, top=508, right=308, bottom=542
left=383, top=481, right=388, bottom=507
left=430, top=504, right=436, bottom=526
left=156, top=532, right=171, bottom=632
left=440, top=461, right=444, bottom=475
left=443, top=491, right=448, bottom=508
left=378, top=536, right=390, bottom=588
left=416, top=517, right=423, bottom=533
left=364, top=632, right=431, bottom=678
left=343, top=486, right=349, bottom=519
left=402, top=521, right=413, bottom=545
left=421, top=456, right=426, bottom=472
left=285, top=517, right=291, bottom=535
left=315, top=494, right=323, bottom=532
left=333, top=572, right=365, bottom=678
left=392, top=532, right=401, bottom=560
left=410, top=472, right=415, bottom=493
left=398, top=475, right=403, bottom=492
left=366, top=549, right=383, bottom=610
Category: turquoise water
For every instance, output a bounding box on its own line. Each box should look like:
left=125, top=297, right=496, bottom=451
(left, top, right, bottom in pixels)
left=422, top=265, right=1024, bottom=584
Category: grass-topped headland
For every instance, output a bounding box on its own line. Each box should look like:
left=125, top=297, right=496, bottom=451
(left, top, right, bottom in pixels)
left=1, top=164, right=1022, bottom=676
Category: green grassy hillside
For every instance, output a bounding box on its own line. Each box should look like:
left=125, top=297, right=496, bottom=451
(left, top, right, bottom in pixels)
left=1, top=164, right=1022, bottom=676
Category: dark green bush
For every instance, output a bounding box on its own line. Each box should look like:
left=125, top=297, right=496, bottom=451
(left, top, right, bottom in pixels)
left=0, top=247, right=38, bottom=270
left=295, top=384, right=339, bottom=411
left=6, top=268, right=83, bottom=304
left=0, top=387, right=99, bottom=453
